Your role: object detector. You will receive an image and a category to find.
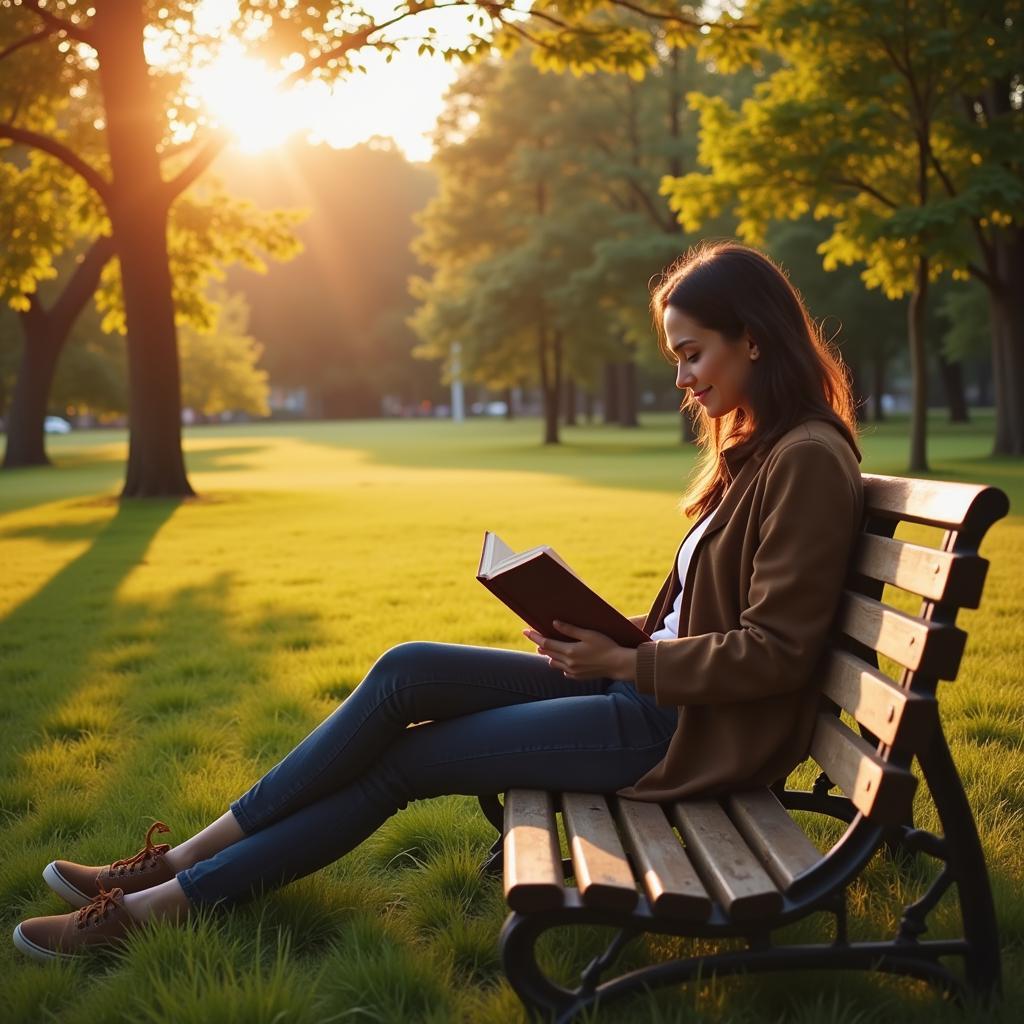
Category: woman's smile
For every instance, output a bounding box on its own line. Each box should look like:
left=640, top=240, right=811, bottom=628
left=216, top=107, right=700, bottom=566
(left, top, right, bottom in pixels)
left=663, top=306, right=757, bottom=419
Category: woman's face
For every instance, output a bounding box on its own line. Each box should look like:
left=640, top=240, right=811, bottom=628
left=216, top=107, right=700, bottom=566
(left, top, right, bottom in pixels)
left=663, top=305, right=759, bottom=419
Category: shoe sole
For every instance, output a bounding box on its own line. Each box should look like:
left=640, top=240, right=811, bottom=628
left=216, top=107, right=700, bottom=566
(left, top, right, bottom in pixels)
left=42, top=862, right=93, bottom=908
left=12, top=923, right=71, bottom=962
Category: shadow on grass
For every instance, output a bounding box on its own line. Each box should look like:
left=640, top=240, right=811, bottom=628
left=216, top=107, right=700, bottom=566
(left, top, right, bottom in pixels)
left=0, top=500, right=182, bottom=745
left=291, top=410, right=1020, bottom=500
left=0, top=444, right=273, bottom=519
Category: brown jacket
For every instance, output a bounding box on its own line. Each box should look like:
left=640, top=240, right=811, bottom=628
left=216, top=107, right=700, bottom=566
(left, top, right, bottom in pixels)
left=616, top=419, right=864, bottom=802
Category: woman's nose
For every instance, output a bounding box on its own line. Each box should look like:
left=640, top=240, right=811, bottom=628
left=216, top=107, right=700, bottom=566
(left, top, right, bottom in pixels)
left=676, top=364, right=693, bottom=390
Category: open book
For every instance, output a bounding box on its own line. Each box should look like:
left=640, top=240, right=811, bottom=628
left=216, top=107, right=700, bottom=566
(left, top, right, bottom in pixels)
left=477, top=532, right=650, bottom=648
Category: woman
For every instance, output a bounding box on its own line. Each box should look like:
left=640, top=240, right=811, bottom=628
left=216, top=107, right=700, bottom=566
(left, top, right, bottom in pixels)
left=14, top=241, right=863, bottom=961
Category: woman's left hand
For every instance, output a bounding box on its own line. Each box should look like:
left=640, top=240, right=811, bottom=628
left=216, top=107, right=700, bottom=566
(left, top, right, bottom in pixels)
left=524, top=621, right=637, bottom=681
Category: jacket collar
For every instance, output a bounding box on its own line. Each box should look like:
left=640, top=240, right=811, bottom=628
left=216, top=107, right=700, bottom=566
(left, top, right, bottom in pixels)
left=701, top=441, right=772, bottom=538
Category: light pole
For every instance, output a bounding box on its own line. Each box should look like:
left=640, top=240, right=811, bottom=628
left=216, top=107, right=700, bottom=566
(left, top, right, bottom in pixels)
left=451, top=342, right=465, bottom=422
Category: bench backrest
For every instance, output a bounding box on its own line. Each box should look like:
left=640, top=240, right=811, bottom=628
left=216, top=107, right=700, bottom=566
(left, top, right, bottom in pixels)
left=801, top=474, right=1009, bottom=824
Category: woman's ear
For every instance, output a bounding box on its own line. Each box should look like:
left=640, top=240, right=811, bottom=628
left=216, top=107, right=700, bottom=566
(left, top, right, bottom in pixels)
left=746, top=333, right=760, bottom=361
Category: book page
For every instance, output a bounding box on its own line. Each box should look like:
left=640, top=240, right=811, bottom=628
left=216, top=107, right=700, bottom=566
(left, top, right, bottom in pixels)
left=479, top=533, right=578, bottom=579
left=480, top=532, right=518, bottom=576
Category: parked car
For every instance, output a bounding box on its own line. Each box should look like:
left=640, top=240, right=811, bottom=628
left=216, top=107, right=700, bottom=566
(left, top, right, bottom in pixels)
left=44, top=416, right=72, bottom=434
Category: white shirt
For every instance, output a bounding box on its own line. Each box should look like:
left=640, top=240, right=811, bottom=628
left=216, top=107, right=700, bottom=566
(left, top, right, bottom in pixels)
left=648, top=509, right=719, bottom=642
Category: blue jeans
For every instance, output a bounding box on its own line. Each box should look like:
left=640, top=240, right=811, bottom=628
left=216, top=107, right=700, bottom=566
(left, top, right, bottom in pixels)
left=177, top=642, right=678, bottom=907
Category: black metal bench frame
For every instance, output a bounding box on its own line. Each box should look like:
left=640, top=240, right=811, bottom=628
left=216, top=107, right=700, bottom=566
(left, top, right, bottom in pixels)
left=477, top=473, right=1009, bottom=1023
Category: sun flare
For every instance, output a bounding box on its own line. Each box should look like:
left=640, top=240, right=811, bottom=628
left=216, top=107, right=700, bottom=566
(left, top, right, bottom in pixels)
left=178, top=1, right=462, bottom=161
left=189, top=42, right=300, bottom=154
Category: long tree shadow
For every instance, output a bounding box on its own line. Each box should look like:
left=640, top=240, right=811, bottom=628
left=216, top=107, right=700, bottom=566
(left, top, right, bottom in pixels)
left=0, top=443, right=272, bottom=519
left=0, top=544, right=340, bottom=1017
left=0, top=501, right=181, bottom=787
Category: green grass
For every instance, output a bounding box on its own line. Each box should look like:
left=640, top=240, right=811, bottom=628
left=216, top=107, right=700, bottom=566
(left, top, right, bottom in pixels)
left=0, top=411, right=1021, bottom=1023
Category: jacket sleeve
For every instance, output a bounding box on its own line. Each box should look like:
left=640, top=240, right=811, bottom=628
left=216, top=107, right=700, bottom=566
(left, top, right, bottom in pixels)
left=634, top=439, right=862, bottom=706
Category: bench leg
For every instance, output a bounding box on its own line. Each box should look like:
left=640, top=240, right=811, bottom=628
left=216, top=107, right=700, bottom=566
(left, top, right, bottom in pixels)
left=916, top=728, right=1002, bottom=1001
left=499, top=912, right=577, bottom=1022
left=477, top=794, right=504, bottom=876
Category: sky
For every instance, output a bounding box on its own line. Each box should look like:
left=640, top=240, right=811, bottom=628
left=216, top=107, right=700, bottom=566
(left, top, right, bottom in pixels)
left=185, top=1, right=492, bottom=162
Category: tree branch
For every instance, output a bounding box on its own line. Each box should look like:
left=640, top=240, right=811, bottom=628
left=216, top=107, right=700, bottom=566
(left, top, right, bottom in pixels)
left=26, top=0, right=95, bottom=45
left=928, top=150, right=958, bottom=199
left=832, top=176, right=900, bottom=210
left=163, top=130, right=228, bottom=200
left=48, top=233, right=116, bottom=338
left=930, top=145, right=997, bottom=270
left=606, top=0, right=711, bottom=28
left=0, top=26, right=51, bottom=63
left=0, top=122, right=111, bottom=202
left=966, top=259, right=997, bottom=290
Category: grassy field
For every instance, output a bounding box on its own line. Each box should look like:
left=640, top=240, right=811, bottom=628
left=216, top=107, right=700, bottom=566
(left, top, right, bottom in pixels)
left=0, top=412, right=1020, bottom=1024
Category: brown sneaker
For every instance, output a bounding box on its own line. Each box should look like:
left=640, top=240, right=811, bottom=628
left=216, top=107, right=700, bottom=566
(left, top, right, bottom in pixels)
left=13, top=883, right=138, bottom=961
left=43, top=821, right=175, bottom=908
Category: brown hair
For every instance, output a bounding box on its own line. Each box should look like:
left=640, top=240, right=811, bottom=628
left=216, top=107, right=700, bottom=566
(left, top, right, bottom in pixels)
left=652, top=241, right=860, bottom=519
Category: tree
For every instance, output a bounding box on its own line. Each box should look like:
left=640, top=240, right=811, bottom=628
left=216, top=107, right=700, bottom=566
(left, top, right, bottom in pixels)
left=1, top=1, right=704, bottom=494
left=411, top=56, right=607, bottom=444
left=766, top=217, right=906, bottom=421
left=412, top=29, right=748, bottom=443
left=663, top=0, right=1023, bottom=468
left=0, top=4, right=298, bottom=477
left=0, top=163, right=301, bottom=466
left=551, top=44, right=750, bottom=438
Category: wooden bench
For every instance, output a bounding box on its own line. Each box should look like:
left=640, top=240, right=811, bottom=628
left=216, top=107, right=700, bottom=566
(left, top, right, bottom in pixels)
left=477, top=473, right=1009, bottom=1022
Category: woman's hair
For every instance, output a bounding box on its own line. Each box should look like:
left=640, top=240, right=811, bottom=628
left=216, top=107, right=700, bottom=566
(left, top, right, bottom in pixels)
left=651, top=240, right=860, bottom=519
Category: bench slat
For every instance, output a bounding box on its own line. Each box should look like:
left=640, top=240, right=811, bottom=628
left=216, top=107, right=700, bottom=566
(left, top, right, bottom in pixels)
left=821, top=650, right=938, bottom=748
left=615, top=798, right=712, bottom=920
left=562, top=793, right=638, bottom=911
left=671, top=801, right=782, bottom=920
left=862, top=474, right=1008, bottom=532
left=853, top=534, right=988, bottom=607
left=727, top=790, right=821, bottom=889
left=838, top=591, right=966, bottom=679
left=808, top=713, right=918, bottom=823
left=504, top=790, right=563, bottom=912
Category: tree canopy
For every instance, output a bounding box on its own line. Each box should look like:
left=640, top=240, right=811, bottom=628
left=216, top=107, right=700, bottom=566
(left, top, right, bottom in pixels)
left=663, top=0, right=1024, bottom=464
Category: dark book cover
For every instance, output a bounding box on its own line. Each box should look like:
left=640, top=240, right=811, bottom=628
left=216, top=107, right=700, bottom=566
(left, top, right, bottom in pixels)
left=477, top=534, right=650, bottom=648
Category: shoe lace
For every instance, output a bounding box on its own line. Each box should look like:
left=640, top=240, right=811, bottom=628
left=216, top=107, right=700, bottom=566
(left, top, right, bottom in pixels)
left=75, top=882, right=124, bottom=929
left=110, top=821, right=171, bottom=875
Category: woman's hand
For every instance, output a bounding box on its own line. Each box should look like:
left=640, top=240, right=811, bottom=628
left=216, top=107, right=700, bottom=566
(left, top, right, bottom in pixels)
left=524, top=621, right=638, bottom=681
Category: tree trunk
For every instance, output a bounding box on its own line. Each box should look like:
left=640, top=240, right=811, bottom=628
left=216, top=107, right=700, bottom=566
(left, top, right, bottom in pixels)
left=907, top=258, right=929, bottom=472
left=2, top=304, right=62, bottom=468
left=618, top=359, right=638, bottom=427
left=937, top=353, right=969, bottom=423
left=538, top=325, right=561, bottom=445
left=2, top=236, right=115, bottom=470
left=503, top=386, right=514, bottom=420
left=603, top=362, right=620, bottom=424
left=95, top=6, right=193, bottom=497
left=990, top=227, right=1024, bottom=455
left=583, top=390, right=594, bottom=424
left=563, top=377, right=577, bottom=425
left=976, top=359, right=991, bottom=408
left=872, top=356, right=887, bottom=422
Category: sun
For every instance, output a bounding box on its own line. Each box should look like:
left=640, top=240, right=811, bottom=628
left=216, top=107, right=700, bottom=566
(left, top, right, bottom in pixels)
left=178, top=4, right=461, bottom=162
left=188, top=41, right=300, bottom=154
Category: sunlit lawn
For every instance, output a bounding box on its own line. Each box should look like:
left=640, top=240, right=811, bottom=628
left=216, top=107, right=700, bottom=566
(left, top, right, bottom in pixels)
left=0, top=412, right=1021, bottom=1023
